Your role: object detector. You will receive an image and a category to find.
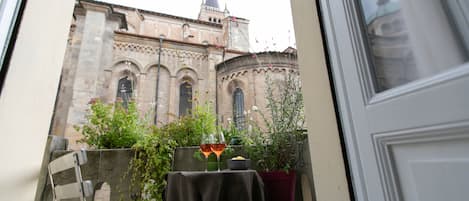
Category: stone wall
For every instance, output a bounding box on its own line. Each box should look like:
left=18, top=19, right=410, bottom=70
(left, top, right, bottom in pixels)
left=223, top=17, right=250, bottom=52
left=216, top=52, right=299, bottom=129
left=50, top=1, right=245, bottom=149
left=51, top=2, right=127, bottom=148
left=114, top=5, right=224, bottom=46
left=49, top=0, right=258, bottom=150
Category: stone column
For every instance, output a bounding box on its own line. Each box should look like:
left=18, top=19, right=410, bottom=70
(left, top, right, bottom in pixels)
left=65, top=9, right=107, bottom=147
left=64, top=3, right=125, bottom=149
left=168, top=76, right=178, bottom=122
left=206, top=49, right=222, bottom=111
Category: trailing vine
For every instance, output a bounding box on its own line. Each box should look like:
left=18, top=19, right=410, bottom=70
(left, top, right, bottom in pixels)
left=127, top=127, right=177, bottom=201
left=77, top=96, right=219, bottom=200
left=126, top=97, right=217, bottom=201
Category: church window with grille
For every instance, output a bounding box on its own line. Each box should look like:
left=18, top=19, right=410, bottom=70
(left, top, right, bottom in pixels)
left=116, top=76, right=133, bottom=108
left=179, top=82, right=193, bottom=116
left=233, top=88, right=245, bottom=130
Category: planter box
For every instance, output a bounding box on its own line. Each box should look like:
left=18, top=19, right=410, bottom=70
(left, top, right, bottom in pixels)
left=259, top=171, right=297, bottom=201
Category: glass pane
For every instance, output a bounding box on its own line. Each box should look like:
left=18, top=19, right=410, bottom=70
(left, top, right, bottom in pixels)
left=233, top=88, right=245, bottom=130
left=117, top=76, right=133, bottom=108
left=0, top=0, right=22, bottom=71
left=359, top=0, right=469, bottom=92
left=179, top=82, right=192, bottom=117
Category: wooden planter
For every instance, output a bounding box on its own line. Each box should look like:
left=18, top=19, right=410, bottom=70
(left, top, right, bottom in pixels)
left=259, top=171, right=296, bottom=201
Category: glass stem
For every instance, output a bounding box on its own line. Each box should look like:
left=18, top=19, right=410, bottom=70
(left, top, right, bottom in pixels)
left=217, top=155, right=221, bottom=172
left=205, top=157, right=208, bottom=172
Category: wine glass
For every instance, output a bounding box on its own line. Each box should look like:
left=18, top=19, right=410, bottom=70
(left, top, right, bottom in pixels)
left=210, top=131, right=226, bottom=172
left=200, top=133, right=214, bottom=172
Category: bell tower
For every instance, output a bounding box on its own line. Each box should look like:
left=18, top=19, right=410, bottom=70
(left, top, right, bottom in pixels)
left=198, top=0, right=226, bottom=24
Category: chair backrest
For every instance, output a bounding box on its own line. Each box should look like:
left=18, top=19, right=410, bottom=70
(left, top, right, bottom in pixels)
left=48, top=150, right=94, bottom=201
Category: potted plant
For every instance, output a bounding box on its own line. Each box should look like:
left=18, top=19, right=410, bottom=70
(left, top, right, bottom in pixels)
left=242, top=74, right=307, bottom=201
left=222, top=118, right=243, bottom=145
left=75, top=99, right=146, bottom=149
left=73, top=99, right=155, bottom=200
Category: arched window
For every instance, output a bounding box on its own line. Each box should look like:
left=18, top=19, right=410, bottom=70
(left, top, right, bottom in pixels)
left=179, top=82, right=192, bottom=116
left=182, top=23, right=191, bottom=39
left=116, top=76, right=133, bottom=108
left=233, top=88, right=245, bottom=130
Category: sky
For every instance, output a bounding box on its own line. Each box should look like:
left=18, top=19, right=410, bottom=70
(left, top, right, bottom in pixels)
left=360, top=0, right=400, bottom=21
left=98, top=0, right=296, bottom=52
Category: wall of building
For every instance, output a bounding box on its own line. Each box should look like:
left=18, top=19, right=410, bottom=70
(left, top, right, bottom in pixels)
left=216, top=52, right=298, bottom=129
left=290, top=0, right=351, bottom=201
left=50, top=14, right=84, bottom=137
left=223, top=17, right=250, bottom=52
left=51, top=2, right=128, bottom=148
left=109, top=32, right=221, bottom=124
left=114, top=6, right=225, bottom=46
left=0, top=0, right=75, bottom=200
left=50, top=2, right=239, bottom=149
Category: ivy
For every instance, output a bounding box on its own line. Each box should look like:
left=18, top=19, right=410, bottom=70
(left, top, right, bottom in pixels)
left=128, top=127, right=177, bottom=201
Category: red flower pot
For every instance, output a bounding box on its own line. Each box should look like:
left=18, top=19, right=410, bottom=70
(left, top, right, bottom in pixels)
left=259, top=171, right=296, bottom=201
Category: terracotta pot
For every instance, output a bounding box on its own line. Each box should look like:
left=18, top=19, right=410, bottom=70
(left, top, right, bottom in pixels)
left=259, top=170, right=296, bottom=201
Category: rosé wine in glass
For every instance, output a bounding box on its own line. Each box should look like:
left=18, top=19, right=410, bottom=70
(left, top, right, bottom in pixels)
left=211, top=131, right=226, bottom=171
left=200, top=144, right=212, bottom=158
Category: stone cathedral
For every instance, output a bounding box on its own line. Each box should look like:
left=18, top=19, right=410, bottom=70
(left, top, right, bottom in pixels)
left=51, top=0, right=299, bottom=149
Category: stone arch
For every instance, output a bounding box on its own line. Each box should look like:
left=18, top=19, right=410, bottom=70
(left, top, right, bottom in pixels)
left=106, top=61, right=140, bottom=104
left=218, top=79, right=248, bottom=125
left=182, top=23, right=191, bottom=39
left=143, top=63, right=171, bottom=75
left=111, top=58, right=143, bottom=73
left=227, top=79, right=246, bottom=95
left=175, top=67, right=199, bottom=80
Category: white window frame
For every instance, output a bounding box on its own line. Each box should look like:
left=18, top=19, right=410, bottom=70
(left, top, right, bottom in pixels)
left=0, top=0, right=22, bottom=70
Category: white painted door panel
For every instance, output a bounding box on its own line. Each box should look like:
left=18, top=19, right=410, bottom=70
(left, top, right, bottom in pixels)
left=394, top=137, right=469, bottom=201
left=319, top=0, right=469, bottom=201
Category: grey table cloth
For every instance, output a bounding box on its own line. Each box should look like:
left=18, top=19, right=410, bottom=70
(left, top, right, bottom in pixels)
left=165, top=170, right=265, bottom=201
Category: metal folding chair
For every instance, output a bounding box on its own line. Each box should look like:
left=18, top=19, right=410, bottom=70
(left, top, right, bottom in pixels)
left=48, top=150, right=94, bottom=201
